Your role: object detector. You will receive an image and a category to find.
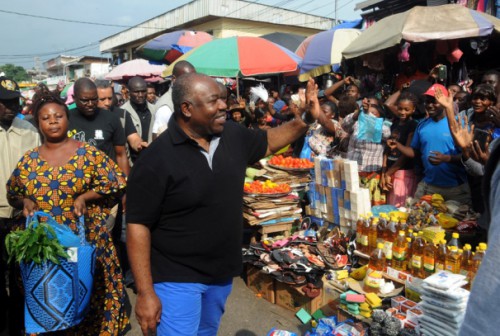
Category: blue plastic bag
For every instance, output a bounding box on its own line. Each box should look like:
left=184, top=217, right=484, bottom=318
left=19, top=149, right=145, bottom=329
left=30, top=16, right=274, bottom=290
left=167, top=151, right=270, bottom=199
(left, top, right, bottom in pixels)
left=21, top=214, right=95, bottom=334
left=357, top=112, right=384, bottom=143
left=300, top=134, right=313, bottom=160
left=28, top=211, right=80, bottom=247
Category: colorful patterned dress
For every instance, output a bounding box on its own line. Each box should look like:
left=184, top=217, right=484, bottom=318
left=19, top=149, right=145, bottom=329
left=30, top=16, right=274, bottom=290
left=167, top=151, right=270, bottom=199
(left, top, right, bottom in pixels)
left=7, top=143, right=130, bottom=335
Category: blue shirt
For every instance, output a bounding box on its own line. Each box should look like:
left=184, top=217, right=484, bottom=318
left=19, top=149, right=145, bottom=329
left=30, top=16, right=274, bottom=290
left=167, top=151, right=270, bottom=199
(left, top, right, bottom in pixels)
left=411, top=116, right=466, bottom=187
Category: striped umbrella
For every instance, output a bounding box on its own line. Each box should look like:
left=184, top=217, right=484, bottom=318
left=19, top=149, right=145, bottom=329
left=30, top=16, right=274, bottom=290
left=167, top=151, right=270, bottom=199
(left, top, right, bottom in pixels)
left=162, top=36, right=301, bottom=78
left=295, top=28, right=362, bottom=81
left=343, top=4, right=500, bottom=59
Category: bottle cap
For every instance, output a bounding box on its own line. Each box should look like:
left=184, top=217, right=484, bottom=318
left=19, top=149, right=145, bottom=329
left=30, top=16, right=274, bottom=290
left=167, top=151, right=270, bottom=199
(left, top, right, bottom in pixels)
left=479, top=243, right=487, bottom=250
left=406, top=237, right=412, bottom=242
left=398, top=231, right=405, bottom=236
left=441, top=239, right=447, bottom=244
left=377, top=242, right=384, bottom=249
left=464, top=244, right=471, bottom=250
left=452, top=232, right=459, bottom=238
left=450, top=246, right=458, bottom=251
left=372, top=217, right=379, bottom=224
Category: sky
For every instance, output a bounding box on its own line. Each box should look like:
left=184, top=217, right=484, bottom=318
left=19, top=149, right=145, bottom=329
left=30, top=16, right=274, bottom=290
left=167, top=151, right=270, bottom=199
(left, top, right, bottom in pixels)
left=0, top=0, right=359, bottom=69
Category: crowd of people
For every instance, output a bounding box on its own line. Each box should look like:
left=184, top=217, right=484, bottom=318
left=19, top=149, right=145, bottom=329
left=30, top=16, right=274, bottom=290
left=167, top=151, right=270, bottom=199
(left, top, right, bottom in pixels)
left=0, top=55, right=499, bottom=335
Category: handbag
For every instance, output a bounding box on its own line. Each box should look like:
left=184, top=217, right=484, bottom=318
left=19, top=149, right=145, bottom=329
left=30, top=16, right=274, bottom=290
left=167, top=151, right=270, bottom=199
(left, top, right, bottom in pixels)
left=20, top=212, right=96, bottom=334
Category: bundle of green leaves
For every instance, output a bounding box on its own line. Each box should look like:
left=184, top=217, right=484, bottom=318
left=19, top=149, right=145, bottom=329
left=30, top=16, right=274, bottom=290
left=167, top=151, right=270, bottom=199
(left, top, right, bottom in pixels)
left=5, top=222, right=69, bottom=265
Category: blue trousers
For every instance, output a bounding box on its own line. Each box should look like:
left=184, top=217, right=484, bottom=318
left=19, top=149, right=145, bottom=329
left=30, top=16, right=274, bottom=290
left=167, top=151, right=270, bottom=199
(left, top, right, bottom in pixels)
left=154, top=280, right=233, bottom=336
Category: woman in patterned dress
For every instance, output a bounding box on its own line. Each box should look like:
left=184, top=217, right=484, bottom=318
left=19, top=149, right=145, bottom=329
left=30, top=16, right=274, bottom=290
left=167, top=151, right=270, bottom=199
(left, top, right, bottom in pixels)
left=6, top=93, right=130, bottom=335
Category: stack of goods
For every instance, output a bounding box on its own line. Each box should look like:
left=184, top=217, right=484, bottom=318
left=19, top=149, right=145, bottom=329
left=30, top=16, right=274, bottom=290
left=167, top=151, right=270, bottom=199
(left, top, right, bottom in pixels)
left=368, top=309, right=418, bottom=336
left=419, top=271, right=469, bottom=336
left=307, top=156, right=371, bottom=227
left=243, top=180, right=302, bottom=226
left=339, top=291, right=365, bottom=316
left=264, top=155, right=313, bottom=188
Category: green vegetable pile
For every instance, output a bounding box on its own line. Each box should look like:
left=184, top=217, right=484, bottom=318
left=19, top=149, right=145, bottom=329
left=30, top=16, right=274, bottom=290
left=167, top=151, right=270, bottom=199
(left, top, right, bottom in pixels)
left=5, top=221, right=69, bottom=265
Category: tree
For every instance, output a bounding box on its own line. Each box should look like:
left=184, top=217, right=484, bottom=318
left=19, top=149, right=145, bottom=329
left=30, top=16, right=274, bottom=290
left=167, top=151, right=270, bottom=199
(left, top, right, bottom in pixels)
left=0, top=64, right=29, bottom=82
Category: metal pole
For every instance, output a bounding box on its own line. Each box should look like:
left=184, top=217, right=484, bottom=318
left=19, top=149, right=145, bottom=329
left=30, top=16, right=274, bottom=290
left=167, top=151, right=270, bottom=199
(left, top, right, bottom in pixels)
left=334, top=0, right=338, bottom=27
left=236, top=74, right=240, bottom=99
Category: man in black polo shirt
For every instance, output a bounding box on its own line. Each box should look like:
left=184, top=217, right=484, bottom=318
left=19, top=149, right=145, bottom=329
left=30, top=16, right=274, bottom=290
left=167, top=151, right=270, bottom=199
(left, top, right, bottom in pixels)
left=126, top=73, right=319, bottom=336
left=68, top=78, right=130, bottom=175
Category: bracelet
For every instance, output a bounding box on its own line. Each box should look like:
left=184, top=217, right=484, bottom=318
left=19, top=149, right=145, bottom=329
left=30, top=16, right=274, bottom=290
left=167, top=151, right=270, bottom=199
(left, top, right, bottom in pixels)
left=301, top=113, right=315, bottom=125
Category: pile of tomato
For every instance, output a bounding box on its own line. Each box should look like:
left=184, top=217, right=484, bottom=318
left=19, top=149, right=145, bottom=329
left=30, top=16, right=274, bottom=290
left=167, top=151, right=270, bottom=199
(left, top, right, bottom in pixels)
left=244, top=180, right=291, bottom=194
left=268, top=155, right=314, bottom=169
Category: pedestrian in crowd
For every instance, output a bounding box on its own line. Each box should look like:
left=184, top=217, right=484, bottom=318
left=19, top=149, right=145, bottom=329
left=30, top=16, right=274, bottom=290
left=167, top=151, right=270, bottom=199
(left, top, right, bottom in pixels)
left=308, top=101, right=343, bottom=157
left=120, top=76, right=156, bottom=162
left=382, top=92, right=419, bottom=207
left=126, top=73, right=320, bottom=336
left=324, top=75, right=362, bottom=107
left=68, top=78, right=130, bottom=176
left=146, top=83, right=158, bottom=105
left=120, top=84, right=130, bottom=102
left=0, top=76, right=41, bottom=334
left=342, top=99, right=390, bottom=205
left=96, top=79, right=148, bottom=156
left=6, top=92, right=129, bottom=335
left=391, top=84, right=471, bottom=204
left=152, top=61, right=196, bottom=139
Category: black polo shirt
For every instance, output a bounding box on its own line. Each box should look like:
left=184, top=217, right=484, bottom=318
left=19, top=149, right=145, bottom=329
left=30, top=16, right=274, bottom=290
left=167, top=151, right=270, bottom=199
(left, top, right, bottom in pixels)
left=126, top=116, right=268, bottom=284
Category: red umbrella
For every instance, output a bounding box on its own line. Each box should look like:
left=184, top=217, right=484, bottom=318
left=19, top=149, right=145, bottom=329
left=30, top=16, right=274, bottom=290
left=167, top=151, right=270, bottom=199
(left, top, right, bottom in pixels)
left=104, top=59, right=166, bottom=81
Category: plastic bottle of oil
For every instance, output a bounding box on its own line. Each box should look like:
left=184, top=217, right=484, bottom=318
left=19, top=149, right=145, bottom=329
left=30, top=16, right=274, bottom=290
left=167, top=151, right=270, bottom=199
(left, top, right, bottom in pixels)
left=384, top=216, right=398, bottom=267
left=435, top=239, right=447, bottom=272
left=392, top=231, right=407, bottom=271
left=459, top=244, right=472, bottom=284
left=356, top=215, right=365, bottom=251
left=377, top=213, right=388, bottom=246
left=363, top=242, right=386, bottom=293
left=405, top=237, right=412, bottom=271
left=360, top=215, right=371, bottom=254
left=398, top=218, right=408, bottom=234
left=407, top=229, right=414, bottom=241
left=423, top=241, right=436, bottom=277
left=410, top=232, right=425, bottom=278
left=368, top=217, right=379, bottom=254
left=445, top=246, right=461, bottom=274
left=469, top=243, right=487, bottom=286
left=447, top=232, right=461, bottom=250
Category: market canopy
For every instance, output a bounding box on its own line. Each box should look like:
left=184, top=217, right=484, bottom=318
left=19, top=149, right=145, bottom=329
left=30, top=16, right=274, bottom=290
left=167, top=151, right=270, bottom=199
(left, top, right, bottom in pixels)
left=343, top=4, right=500, bottom=59
left=260, top=32, right=307, bottom=53
left=162, top=36, right=301, bottom=78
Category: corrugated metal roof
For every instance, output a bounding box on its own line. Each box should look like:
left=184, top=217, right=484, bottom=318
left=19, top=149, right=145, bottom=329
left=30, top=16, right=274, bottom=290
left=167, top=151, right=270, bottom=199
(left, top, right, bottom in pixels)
left=100, top=0, right=333, bottom=52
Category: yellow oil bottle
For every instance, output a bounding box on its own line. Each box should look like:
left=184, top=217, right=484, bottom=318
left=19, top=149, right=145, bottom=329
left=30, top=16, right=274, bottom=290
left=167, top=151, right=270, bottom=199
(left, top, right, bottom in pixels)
left=435, top=240, right=447, bottom=272
left=410, top=232, right=425, bottom=278
left=445, top=246, right=461, bottom=274
left=423, top=241, right=436, bottom=277
left=392, top=231, right=407, bottom=272
left=469, top=243, right=487, bottom=287
left=364, top=242, right=386, bottom=293
left=368, top=217, right=379, bottom=254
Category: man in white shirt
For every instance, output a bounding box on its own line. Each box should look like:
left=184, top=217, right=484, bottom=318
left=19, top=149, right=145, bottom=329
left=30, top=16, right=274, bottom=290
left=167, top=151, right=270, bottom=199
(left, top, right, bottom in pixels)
left=153, top=61, right=196, bottom=139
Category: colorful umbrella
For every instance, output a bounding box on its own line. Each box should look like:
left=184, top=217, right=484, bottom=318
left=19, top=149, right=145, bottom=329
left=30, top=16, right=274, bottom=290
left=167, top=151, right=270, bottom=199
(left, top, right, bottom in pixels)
left=136, top=30, right=213, bottom=64
left=104, top=59, right=166, bottom=81
left=295, top=28, right=362, bottom=82
left=260, top=32, right=307, bottom=53
left=343, top=4, right=500, bottom=59
left=162, top=36, right=302, bottom=78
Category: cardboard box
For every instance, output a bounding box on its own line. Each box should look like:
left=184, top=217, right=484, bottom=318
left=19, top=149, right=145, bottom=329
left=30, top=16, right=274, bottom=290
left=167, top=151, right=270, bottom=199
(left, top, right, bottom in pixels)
left=275, top=282, right=323, bottom=314
left=246, top=266, right=275, bottom=304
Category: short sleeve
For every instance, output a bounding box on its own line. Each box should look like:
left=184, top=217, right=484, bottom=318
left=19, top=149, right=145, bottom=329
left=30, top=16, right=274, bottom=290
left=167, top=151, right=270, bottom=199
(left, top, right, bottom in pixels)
left=153, top=106, right=173, bottom=133
left=411, top=124, right=421, bottom=150
left=111, top=114, right=126, bottom=146
left=88, top=148, right=126, bottom=197
left=6, top=156, right=29, bottom=202
left=124, top=112, right=137, bottom=137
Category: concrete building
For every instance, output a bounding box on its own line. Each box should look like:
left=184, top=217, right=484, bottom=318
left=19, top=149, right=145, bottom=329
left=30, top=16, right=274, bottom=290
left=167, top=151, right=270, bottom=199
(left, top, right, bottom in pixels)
left=99, top=0, right=334, bottom=64
left=43, top=55, right=110, bottom=84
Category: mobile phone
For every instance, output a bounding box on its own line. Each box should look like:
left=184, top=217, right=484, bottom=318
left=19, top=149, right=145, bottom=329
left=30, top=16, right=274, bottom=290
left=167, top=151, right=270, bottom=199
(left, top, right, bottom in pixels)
left=473, top=128, right=490, bottom=151
left=438, top=65, right=447, bottom=83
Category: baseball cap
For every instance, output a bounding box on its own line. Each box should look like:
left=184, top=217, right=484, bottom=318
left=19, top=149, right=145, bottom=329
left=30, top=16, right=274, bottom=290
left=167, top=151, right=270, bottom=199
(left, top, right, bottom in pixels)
left=424, top=83, right=448, bottom=98
left=0, top=76, right=20, bottom=100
